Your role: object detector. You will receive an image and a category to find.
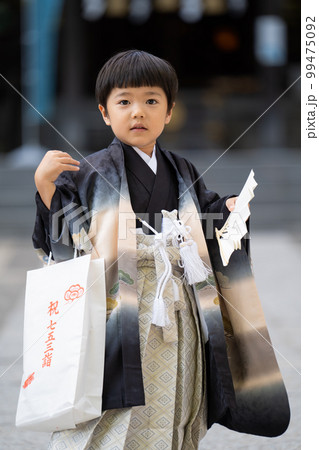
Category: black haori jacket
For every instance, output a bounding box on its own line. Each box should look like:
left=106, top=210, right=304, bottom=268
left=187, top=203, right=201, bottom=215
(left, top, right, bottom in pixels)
left=33, top=137, right=290, bottom=437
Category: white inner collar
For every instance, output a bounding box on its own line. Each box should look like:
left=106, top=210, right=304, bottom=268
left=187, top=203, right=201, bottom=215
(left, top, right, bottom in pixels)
left=132, top=145, right=157, bottom=174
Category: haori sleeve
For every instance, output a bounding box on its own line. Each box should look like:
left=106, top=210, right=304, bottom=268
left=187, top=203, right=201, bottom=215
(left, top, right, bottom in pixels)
left=32, top=191, right=53, bottom=261
left=32, top=170, right=89, bottom=263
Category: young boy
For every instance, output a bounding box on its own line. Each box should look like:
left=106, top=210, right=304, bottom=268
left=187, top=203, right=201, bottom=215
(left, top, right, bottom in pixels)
left=33, top=50, right=289, bottom=449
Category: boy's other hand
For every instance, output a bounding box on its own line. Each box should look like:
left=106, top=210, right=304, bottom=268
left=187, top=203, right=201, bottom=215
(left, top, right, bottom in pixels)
left=34, top=151, right=80, bottom=209
left=226, top=196, right=237, bottom=212
left=35, top=150, right=80, bottom=184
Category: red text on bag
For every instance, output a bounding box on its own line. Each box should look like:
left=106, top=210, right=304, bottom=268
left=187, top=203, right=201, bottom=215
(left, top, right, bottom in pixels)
left=42, top=301, right=59, bottom=368
left=23, top=372, right=35, bottom=389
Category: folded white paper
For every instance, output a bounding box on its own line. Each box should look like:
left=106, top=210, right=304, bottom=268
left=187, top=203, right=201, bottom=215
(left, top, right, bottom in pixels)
left=215, top=170, right=258, bottom=266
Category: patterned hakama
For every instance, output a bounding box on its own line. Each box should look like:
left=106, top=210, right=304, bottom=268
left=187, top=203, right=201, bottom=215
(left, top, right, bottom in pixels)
left=48, top=232, right=207, bottom=450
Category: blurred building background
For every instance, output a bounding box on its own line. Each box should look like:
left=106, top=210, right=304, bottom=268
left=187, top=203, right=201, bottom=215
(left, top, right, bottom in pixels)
left=0, top=1, right=300, bottom=448
left=0, top=0, right=300, bottom=236
left=0, top=0, right=300, bottom=149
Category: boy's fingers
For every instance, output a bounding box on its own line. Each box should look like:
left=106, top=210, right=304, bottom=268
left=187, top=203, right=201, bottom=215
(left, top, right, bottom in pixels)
left=49, top=150, right=79, bottom=161
left=59, top=151, right=78, bottom=158
left=60, top=157, right=80, bottom=165
left=56, top=156, right=80, bottom=165
left=61, top=164, right=80, bottom=171
left=226, top=196, right=238, bottom=211
left=51, top=150, right=70, bottom=155
left=49, top=150, right=68, bottom=156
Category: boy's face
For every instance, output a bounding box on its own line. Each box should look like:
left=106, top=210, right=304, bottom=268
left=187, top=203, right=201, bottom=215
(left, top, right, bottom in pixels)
left=99, top=86, right=173, bottom=156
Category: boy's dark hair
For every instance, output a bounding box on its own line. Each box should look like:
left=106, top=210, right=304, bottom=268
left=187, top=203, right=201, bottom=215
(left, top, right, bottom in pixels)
left=95, top=50, right=178, bottom=112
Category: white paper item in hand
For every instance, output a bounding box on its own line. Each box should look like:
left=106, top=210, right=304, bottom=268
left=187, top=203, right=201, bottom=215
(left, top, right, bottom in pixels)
left=215, top=170, right=258, bottom=266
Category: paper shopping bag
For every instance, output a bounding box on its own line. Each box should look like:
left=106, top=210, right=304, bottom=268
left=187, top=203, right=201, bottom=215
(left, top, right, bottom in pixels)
left=16, top=254, right=106, bottom=432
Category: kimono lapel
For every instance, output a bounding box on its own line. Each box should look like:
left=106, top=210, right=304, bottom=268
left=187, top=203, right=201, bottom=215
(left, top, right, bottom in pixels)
left=122, top=143, right=156, bottom=197
left=90, top=141, right=145, bottom=409
left=122, top=142, right=178, bottom=232
left=122, top=144, right=155, bottom=231
left=117, top=170, right=144, bottom=406
left=145, top=146, right=178, bottom=231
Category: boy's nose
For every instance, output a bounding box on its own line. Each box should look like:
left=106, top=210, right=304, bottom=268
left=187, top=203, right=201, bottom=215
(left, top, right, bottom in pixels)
left=131, top=106, right=145, bottom=118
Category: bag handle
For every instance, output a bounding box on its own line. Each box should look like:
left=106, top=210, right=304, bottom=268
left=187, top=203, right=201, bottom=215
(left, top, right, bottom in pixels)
left=47, top=252, right=52, bottom=266
left=47, top=247, right=78, bottom=266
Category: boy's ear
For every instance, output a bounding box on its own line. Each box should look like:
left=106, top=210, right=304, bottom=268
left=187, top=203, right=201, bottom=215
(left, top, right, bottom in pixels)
left=165, top=102, right=175, bottom=125
left=98, top=104, right=111, bottom=126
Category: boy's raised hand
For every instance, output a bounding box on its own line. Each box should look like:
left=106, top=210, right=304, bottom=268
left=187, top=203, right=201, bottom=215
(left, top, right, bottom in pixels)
left=226, top=196, right=237, bottom=212
left=226, top=196, right=250, bottom=213
left=35, top=150, right=80, bottom=210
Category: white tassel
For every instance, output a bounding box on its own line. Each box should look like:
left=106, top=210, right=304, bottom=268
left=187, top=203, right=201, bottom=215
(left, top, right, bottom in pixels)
left=151, top=240, right=172, bottom=327
left=179, top=239, right=211, bottom=285
left=152, top=295, right=170, bottom=327
left=167, top=216, right=211, bottom=285
left=137, top=213, right=210, bottom=324
left=137, top=216, right=172, bottom=327
left=172, top=279, right=180, bottom=302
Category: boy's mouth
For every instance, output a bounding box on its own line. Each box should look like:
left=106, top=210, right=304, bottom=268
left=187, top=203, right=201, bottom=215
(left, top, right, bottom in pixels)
left=131, top=124, right=147, bottom=130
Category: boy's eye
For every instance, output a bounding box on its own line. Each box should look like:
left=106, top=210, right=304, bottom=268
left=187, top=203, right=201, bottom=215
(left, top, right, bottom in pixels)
left=119, top=100, right=129, bottom=105
left=146, top=99, right=158, bottom=105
